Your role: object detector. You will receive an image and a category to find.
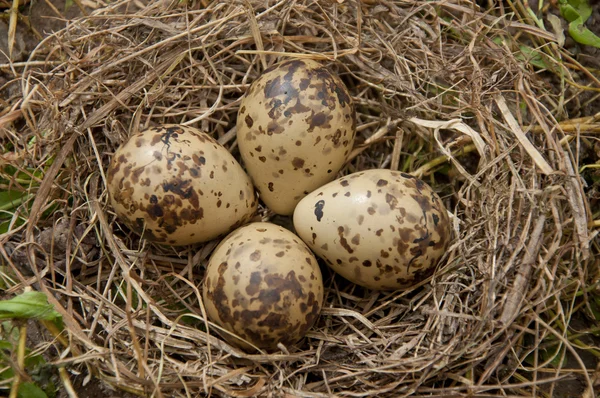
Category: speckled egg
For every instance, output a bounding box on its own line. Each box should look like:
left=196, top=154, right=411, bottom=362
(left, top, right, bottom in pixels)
left=237, top=59, right=356, bottom=215
left=202, top=222, right=323, bottom=351
left=107, top=125, right=257, bottom=245
left=293, top=169, right=451, bottom=290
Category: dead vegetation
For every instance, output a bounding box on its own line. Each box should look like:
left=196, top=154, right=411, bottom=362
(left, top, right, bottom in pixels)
left=0, top=0, right=599, bottom=396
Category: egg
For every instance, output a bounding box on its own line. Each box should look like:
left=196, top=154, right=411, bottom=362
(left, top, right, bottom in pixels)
left=202, top=222, right=324, bottom=351
left=237, top=59, right=356, bottom=215
left=106, top=125, right=257, bottom=245
left=293, top=169, right=451, bottom=290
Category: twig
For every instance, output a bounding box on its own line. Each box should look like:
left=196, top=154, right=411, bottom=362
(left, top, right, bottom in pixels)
left=500, top=215, right=546, bottom=326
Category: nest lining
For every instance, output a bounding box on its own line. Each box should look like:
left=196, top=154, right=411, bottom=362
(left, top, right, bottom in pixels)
left=0, top=0, right=595, bottom=397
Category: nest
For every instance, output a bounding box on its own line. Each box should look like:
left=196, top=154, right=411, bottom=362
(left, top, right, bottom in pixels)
left=1, top=0, right=595, bottom=396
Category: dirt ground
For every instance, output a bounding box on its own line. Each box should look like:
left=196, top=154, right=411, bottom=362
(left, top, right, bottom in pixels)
left=2, top=1, right=599, bottom=397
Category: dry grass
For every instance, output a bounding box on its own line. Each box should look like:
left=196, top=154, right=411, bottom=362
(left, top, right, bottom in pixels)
left=0, top=0, right=598, bottom=396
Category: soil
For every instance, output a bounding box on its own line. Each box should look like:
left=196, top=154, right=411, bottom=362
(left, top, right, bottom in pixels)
left=2, top=1, right=599, bottom=397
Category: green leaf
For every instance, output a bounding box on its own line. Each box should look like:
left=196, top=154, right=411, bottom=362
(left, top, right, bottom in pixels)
left=518, top=45, right=550, bottom=69
left=0, top=190, right=29, bottom=212
left=524, top=344, right=566, bottom=368
left=568, top=19, right=600, bottom=48
left=559, top=0, right=592, bottom=23
left=0, top=340, right=13, bottom=350
left=18, top=382, right=48, bottom=398
left=0, top=218, right=26, bottom=235
left=0, top=292, right=62, bottom=328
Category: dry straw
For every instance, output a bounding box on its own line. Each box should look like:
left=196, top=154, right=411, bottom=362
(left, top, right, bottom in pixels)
left=0, top=0, right=596, bottom=396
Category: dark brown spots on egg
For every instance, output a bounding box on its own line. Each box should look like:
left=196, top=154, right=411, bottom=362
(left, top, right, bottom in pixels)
left=415, top=178, right=426, bottom=191
left=250, top=250, right=261, bottom=261
left=268, top=182, right=274, bottom=192
left=255, top=145, right=262, bottom=152
left=263, top=75, right=283, bottom=98
left=267, top=120, right=285, bottom=135
left=295, top=140, right=302, bottom=146
left=377, top=179, right=388, bottom=187
left=386, top=193, right=398, bottom=210
left=368, top=207, right=376, bottom=215
left=314, top=200, right=325, bottom=221
left=351, top=234, right=361, bottom=245
left=276, top=251, right=285, bottom=257
left=131, top=167, right=145, bottom=184
left=363, top=260, right=372, bottom=267
left=292, top=157, right=305, bottom=169
left=245, top=114, right=254, bottom=128
left=337, top=226, right=354, bottom=254
left=192, top=154, right=206, bottom=166
left=284, top=98, right=311, bottom=117
left=146, top=199, right=163, bottom=218
left=340, top=180, right=349, bottom=187
left=344, top=192, right=351, bottom=197
left=331, top=129, right=342, bottom=147
left=205, top=261, right=233, bottom=325
left=376, top=229, right=384, bottom=236
left=246, top=272, right=262, bottom=296
left=309, top=112, right=328, bottom=131
left=259, top=156, right=267, bottom=163
left=366, top=190, right=372, bottom=198
left=299, top=77, right=310, bottom=90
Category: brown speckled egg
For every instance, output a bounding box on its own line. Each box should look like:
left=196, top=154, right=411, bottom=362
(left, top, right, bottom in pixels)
left=202, top=222, right=323, bottom=351
left=293, top=169, right=451, bottom=291
left=106, top=125, right=257, bottom=246
left=237, top=59, right=356, bottom=215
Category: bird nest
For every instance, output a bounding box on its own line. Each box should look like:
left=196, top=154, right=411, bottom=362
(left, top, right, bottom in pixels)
left=1, top=0, right=595, bottom=396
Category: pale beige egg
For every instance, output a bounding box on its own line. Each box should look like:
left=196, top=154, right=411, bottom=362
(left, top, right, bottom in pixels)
left=202, top=222, right=324, bottom=351
left=293, top=169, right=451, bottom=290
left=107, top=125, right=257, bottom=245
left=237, top=59, right=355, bottom=215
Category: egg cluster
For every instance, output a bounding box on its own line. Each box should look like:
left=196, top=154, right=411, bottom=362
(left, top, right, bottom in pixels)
left=106, top=59, right=452, bottom=351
